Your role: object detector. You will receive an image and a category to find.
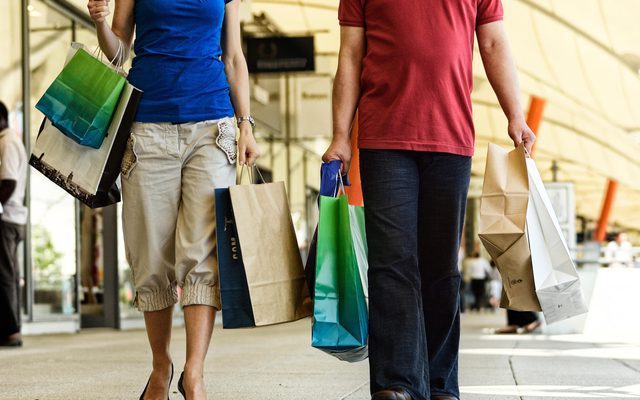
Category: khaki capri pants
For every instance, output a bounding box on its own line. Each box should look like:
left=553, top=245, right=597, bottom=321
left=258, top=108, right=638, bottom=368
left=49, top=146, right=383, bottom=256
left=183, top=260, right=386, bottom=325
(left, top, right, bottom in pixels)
left=121, top=118, right=236, bottom=312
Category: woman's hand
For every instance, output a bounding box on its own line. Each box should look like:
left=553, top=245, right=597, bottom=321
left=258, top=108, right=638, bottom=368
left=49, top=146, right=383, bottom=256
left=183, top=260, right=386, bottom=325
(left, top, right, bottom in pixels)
left=87, top=0, right=110, bottom=24
left=238, top=125, right=261, bottom=166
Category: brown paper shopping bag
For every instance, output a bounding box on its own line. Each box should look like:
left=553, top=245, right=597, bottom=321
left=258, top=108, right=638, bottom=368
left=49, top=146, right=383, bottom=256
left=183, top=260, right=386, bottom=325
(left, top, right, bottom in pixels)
left=229, top=180, right=312, bottom=326
left=479, top=144, right=541, bottom=311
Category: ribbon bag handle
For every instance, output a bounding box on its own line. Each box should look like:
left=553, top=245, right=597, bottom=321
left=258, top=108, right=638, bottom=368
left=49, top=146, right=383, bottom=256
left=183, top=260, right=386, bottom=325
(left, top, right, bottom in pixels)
left=334, top=171, right=347, bottom=198
left=92, top=39, right=125, bottom=74
left=238, top=164, right=253, bottom=184
left=238, top=164, right=267, bottom=185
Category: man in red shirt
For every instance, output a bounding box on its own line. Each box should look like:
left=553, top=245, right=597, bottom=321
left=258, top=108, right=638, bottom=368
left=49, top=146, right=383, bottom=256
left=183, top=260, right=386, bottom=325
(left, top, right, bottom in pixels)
left=323, top=1, right=536, bottom=399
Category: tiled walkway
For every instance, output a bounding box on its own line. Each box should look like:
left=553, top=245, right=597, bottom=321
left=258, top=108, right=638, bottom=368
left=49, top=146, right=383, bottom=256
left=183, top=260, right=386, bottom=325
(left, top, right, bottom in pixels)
left=1, top=313, right=639, bottom=399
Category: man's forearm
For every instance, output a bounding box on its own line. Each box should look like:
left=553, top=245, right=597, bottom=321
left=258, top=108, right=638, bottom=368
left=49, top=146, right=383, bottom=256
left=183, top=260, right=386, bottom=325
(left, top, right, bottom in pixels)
left=479, top=32, right=524, bottom=122
left=478, top=22, right=536, bottom=151
left=332, top=58, right=362, bottom=141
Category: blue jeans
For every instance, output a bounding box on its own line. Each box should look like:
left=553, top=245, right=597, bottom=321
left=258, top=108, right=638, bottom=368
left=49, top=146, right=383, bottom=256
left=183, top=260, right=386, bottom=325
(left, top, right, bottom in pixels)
left=360, top=150, right=471, bottom=400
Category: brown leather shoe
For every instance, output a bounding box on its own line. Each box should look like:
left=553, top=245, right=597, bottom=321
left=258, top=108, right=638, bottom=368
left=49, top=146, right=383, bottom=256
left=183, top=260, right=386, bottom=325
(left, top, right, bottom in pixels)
left=371, top=387, right=412, bottom=400
left=432, top=396, right=458, bottom=400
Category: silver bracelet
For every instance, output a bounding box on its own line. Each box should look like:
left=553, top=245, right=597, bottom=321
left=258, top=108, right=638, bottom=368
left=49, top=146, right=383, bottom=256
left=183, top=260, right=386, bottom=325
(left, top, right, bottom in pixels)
left=236, top=115, right=255, bottom=129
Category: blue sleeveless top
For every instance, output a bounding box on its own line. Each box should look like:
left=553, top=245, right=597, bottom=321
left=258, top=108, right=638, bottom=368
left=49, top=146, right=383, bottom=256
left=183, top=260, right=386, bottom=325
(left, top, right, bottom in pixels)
left=128, top=0, right=235, bottom=123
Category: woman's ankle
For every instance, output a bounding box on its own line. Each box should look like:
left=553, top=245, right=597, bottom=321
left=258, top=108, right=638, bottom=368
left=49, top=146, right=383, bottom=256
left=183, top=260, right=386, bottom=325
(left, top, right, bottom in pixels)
left=183, top=363, right=205, bottom=379
left=152, top=356, right=173, bottom=370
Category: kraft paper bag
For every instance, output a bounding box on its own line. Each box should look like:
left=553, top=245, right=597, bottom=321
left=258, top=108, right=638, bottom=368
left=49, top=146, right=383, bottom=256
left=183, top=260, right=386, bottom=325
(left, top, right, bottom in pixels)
left=479, top=143, right=541, bottom=311
left=229, top=181, right=312, bottom=326
left=526, top=158, right=588, bottom=324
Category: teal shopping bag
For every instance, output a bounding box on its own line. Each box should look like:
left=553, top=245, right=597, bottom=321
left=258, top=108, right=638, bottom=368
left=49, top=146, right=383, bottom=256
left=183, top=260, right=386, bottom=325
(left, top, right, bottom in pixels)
left=312, top=194, right=369, bottom=362
left=35, top=48, right=126, bottom=149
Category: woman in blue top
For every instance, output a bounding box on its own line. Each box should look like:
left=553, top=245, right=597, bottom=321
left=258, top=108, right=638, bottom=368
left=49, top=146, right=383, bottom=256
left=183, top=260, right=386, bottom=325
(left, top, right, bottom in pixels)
left=88, top=0, right=260, bottom=399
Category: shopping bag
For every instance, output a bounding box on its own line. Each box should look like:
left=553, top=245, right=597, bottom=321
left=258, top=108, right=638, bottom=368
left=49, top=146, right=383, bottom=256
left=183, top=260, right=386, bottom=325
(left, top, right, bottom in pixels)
left=312, top=176, right=368, bottom=362
left=215, top=188, right=255, bottom=328
left=526, top=158, right=588, bottom=324
left=305, top=160, right=351, bottom=299
left=478, top=144, right=541, bottom=311
left=229, top=178, right=312, bottom=326
left=35, top=46, right=126, bottom=149
left=30, top=43, right=141, bottom=208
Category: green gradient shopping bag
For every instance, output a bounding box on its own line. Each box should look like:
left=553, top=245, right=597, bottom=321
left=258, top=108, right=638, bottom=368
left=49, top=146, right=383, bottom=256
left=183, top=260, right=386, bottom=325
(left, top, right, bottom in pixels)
left=35, top=48, right=126, bottom=149
left=312, top=193, right=369, bottom=362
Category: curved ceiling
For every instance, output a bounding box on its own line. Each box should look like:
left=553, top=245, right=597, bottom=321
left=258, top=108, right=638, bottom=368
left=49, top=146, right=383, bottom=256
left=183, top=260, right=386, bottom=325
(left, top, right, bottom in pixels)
left=2, top=0, right=640, bottom=230
left=250, top=0, right=640, bottom=230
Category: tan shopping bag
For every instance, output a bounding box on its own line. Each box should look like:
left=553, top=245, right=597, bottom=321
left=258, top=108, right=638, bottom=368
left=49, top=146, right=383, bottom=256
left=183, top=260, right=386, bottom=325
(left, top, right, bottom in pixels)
left=479, top=143, right=541, bottom=311
left=229, top=180, right=312, bottom=326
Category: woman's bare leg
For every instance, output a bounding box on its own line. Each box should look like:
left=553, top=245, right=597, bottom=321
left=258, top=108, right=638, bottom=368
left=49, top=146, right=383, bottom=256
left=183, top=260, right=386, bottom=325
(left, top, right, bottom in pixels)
left=142, top=307, right=174, bottom=400
left=182, top=305, right=216, bottom=400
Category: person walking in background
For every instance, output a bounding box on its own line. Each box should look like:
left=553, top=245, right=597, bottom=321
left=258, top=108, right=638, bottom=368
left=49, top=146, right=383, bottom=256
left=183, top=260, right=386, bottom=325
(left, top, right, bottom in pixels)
left=323, top=0, right=536, bottom=399
left=87, top=0, right=260, bottom=399
left=494, top=310, right=541, bottom=334
left=0, top=101, right=28, bottom=348
left=487, top=261, right=502, bottom=311
left=605, top=232, right=634, bottom=268
left=463, top=252, right=492, bottom=312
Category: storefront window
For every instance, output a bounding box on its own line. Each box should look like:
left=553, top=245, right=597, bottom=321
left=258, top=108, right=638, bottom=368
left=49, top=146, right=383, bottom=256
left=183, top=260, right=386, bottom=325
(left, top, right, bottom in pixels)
left=30, top=176, right=78, bottom=319
left=117, top=204, right=138, bottom=320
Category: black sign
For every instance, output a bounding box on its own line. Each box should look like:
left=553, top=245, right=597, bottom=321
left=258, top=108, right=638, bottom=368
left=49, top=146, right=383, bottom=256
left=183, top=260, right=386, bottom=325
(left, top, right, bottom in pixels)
left=246, top=36, right=315, bottom=73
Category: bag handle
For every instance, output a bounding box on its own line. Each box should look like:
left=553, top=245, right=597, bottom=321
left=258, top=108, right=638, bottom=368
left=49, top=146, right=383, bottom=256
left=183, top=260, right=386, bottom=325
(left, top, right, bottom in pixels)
left=334, top=171, right=346, bottom=198
left=92, top=39, right=125, bottom=74
left=238, top=164, right=267, bottom=184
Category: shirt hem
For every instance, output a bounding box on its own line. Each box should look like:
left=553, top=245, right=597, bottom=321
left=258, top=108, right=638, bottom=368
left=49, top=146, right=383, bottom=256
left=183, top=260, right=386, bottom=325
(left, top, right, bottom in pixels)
left=358, top=139, right=475, bottom=157
left=134, top=112, right=235, bottom=124
left=339, top=19, right=365, bottom=27
left=477, top=15, right=503, bottom=26
left=1, top=215, right=28, bottom=226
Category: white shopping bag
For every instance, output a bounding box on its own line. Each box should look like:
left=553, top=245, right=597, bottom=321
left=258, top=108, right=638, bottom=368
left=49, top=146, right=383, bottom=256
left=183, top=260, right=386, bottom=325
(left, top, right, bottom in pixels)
left=526, top=159, right=588, bottom=324
left=30, top=43, right=142, bottom=208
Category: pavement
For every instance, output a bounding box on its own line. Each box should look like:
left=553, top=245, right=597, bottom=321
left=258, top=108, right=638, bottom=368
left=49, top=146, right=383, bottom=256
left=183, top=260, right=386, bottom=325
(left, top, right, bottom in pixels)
left=1, top=312, right=639, bottom=400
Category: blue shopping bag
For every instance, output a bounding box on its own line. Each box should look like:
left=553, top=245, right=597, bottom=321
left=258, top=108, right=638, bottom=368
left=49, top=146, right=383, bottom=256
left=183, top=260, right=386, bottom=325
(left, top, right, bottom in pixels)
left=215, top=188, right=255, bottom=328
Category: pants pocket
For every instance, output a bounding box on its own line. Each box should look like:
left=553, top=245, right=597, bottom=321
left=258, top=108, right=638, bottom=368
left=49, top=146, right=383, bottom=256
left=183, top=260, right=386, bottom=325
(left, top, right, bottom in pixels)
left=215, top=118, right=237, bottom=165
left=121, top=135, right=138, bottom=178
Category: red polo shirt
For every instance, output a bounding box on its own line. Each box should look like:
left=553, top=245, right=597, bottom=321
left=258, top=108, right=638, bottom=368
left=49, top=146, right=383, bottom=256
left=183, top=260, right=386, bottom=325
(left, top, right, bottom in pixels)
left=339, top=0, right=503, bottom=156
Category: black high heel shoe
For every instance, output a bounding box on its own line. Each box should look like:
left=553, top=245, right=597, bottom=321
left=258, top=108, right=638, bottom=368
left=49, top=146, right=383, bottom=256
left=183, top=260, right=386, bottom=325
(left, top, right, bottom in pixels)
left=177, top=372, right=186, bottom=399
left=139, top=363, right=174, bottom=400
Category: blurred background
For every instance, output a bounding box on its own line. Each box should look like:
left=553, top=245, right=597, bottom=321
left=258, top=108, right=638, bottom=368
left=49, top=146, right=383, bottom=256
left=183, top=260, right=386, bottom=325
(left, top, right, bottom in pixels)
left=1, top=0, right=639, bottom=335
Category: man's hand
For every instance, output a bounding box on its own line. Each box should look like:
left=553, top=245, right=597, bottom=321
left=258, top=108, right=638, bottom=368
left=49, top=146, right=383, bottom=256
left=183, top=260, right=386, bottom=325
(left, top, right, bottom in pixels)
left=508, top=117, right=536, bottom=155
left=322, top=137, right=352, bottom=174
